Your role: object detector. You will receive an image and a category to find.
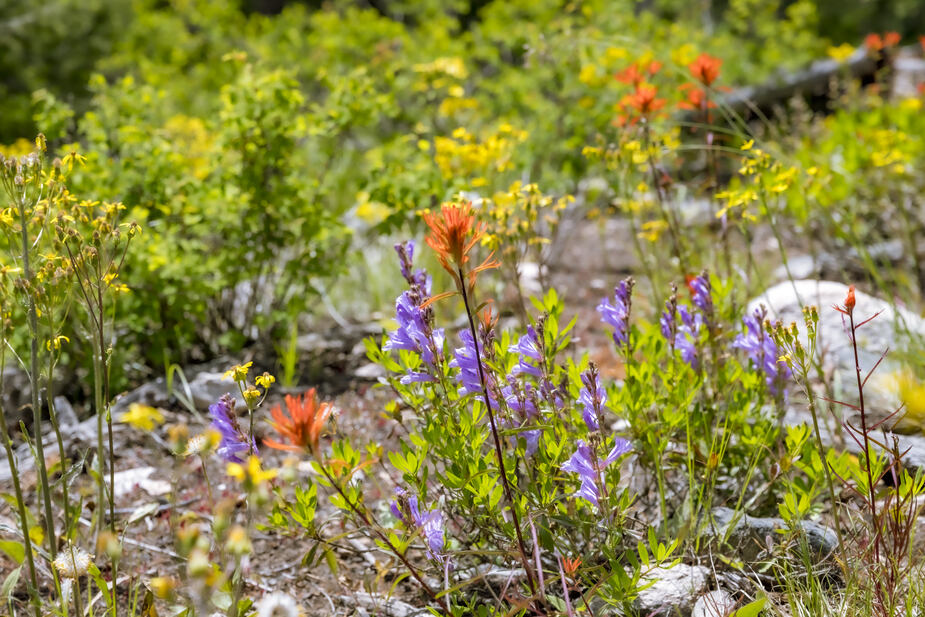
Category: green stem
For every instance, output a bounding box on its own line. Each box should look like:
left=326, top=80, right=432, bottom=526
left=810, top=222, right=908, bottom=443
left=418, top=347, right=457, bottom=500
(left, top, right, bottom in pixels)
left=18, top=197, right=57, bottom=561
left=457, top=266, right=537, bottom=598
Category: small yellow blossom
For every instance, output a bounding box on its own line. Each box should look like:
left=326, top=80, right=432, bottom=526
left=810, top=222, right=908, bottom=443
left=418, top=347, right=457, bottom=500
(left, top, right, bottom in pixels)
left=225, top=525, right=253, bottom=556
left=223, top=361, right=253, bottom=382
left=118, top=403, right=166, bottom=431
left=45, top=335, right=69, bottom=351
left=827, top=43, right=856, bottom=63
left=147, top=576, right=178, bottom=599
left=227, top=455, right=277, bottom=486
left=256, top=372, right=275, bottom=389
left=243, top=386, right=261, bottom=406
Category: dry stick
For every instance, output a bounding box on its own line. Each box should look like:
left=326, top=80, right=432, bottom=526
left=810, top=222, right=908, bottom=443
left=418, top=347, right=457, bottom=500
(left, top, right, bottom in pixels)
left=315, top=462, right=449, bottom=613
left=457, top=266, right=538, bottom=598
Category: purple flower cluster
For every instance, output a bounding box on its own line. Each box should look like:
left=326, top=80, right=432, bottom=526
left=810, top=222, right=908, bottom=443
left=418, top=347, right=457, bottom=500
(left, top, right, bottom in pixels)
left=390, top=488, right=448, bottom=564
left=660, top=278, right=711, bottom=369
left=509, top=325, right=543, bottom=379
left=578, top=368, right=606, bottom=432
left=209, top=394, right=257, bottom=462
left=450, top=329, right=492, bottom=399
left=561, top=438, right=632, bottom=507
left=597, top=278, right=634, bottom=349
left=384, top=241, right=445, bottom=384
left=733, top=306, right=792, bottom=396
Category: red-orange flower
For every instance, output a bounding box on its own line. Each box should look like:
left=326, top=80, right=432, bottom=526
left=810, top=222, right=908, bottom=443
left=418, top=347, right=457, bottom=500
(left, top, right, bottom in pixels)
left=920, top=35, right=925, bottom=51
left=884, top=31, right=901, bottom=47
left=678, top=83, right=717, bottom=111
left=615, top=61, right=661, bottom=87
left=865, top=33, right=884, bottom=52
left=562, top=556, right=582, bottom=577
left=622, top=85, right=666, bottom=115
left=264, top=389, right=334, bottom=455
left=689, top=53, right=722, bottom=87
left=423, top=201, right=499, bottom=284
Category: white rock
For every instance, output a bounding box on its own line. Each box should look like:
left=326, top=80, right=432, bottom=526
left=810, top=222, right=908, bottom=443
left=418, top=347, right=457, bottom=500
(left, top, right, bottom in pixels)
left=635, top=564, right=710, bottom=616
left=692, top=590, right=737, bottom=617
left=112, top=466, right=171, bottom=498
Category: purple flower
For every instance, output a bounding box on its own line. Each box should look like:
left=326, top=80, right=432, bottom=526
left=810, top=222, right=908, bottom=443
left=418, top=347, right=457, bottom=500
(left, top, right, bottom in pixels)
left=689, top=273, right=713, bottom=316
left=394, top=240, right=429, bottom=290
left=384, top=291, right=445, bottom=382
left=664, top=304, right=702, bottom=368
left=561, top=437, right=631, bottom=507
left=597, top=278, right=634, bottom=348
left=578, top=369, right=606, bottom=432
left=509, top=326, right=543, bottom=379
left=209, top=394, right=257, bottom=463
left=450, top=329, right=494, bottom=401
left=733, top=307, right=792, bottom=396
left=391, top=489, right=448, bottom=564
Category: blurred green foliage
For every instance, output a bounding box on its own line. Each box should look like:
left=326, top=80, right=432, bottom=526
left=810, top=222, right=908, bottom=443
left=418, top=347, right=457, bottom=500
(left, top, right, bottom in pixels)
left=2, top=0, right=916, bottom=379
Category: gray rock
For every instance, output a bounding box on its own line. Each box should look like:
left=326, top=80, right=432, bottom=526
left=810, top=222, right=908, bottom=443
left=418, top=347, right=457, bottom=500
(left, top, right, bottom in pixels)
left=635, top=564, right=710, bottom=617
left=52, top=396, right=78, bottom=427
left=692, top=590, right=737, bottom=617
left=709, top=507, right=838, bottom=563
left=186, top=371, right=243, bottom=410
left=111, top=378, right=170, bottom=415
left=1, top=367, right=33, bottom=427
left=354, top=362, right=386, bottom=381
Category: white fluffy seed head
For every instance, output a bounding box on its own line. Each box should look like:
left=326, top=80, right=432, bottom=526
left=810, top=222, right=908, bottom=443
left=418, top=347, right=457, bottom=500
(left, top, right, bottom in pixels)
left=255, top=592, right=301, bottom=617
left=53, top=547, right=93, bottom=579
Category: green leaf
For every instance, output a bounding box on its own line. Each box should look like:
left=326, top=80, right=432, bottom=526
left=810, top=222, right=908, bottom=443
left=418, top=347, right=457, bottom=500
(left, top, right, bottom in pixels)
left=731, top=595, right=766, bottom=617
left=1, top=566, right=21, bottom=601
left=0, top=540, right=23, bottom=564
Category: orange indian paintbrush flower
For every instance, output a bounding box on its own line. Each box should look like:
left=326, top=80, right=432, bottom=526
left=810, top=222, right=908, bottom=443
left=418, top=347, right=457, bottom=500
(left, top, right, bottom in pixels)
left=264, top=389, right=333, bottom=455
left=422, top=201, right=499, bottom=289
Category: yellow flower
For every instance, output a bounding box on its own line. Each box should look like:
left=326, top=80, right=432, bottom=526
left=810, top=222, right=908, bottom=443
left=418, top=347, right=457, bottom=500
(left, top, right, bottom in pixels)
left=45, top=335, right=69, bottom=351
left=225, top=525, right=253, bottom=556
left=243, top=386, right=261, bottom=406
left=118, top=403, right=166, bottom=432
left=227, top=455, right=277, bottom=486
left=827, top=43, right=856, bottom=63
left=184, top=429, right=220, bottom=457
left=223, top=361, right=253, bottom=382
left=147, top=576, right=178, bottom=599
left=255, top=372, right=275, bottom=389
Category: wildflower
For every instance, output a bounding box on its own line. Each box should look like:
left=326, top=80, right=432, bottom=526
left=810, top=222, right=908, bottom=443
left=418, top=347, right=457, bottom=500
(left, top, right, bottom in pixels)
left=53, top=546, right=93, bottom=579
left=183, top=431, right=219, bottom=457
left=147, top=576, right=178, bottom=599
left=255, top=592, right=301, bottom=617
left=677, top=84, right=717, bottom=111
left=688, top=53, right=722, bottom=86
left=391, top=489, right=449, bottom=564
left=688, top=273, right=713, bottom=317
left=227, top=455, right=277, bottom=486
left=264, top=389, right=334, bottom=456
left=394, top=240, right=428, bottom=289
left=562, top=556, right=582, bottom=577
left=827, top=43, right=856, bottom=63
left=561, top=438, right=631, bottom=507
left=255, top=372, right=275, bottom=389
left=597, top=277, right=634, bottom=349
left=225, top=525, right=253, bottom=556
left=675, top=305, right=703, bottom=368
left=733, top=306, right=792, bottom=396
left=243, top=386, right=261, bottom=406
left=578, top=367, right=606, bottom=432
left=385, top=291, right=443, bottom=366
left=618, top=85, right=666, bottom=125
left=222, top=361, right=252, bottom=382
left=509, top=325, right=543, bottom=379
left=422, top=201, right=499, bottom=282
left=614, top=60, right=661, bottom=87
left=660, top=287, right=679, bottom=346
left=209, top=394, right=257, bottom=462
left=118, top=403, right=166, bottom=431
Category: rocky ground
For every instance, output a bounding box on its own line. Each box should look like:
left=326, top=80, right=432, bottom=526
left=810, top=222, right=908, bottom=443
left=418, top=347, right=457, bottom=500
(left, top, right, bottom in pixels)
left=1, top=208, right=924, bottom=616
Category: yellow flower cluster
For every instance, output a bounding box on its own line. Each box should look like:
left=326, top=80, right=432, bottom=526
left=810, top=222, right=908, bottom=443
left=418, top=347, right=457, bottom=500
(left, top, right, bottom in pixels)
left=480, top=182, right=573, bottom=254
left=433, top=124, right=528, bottom=185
